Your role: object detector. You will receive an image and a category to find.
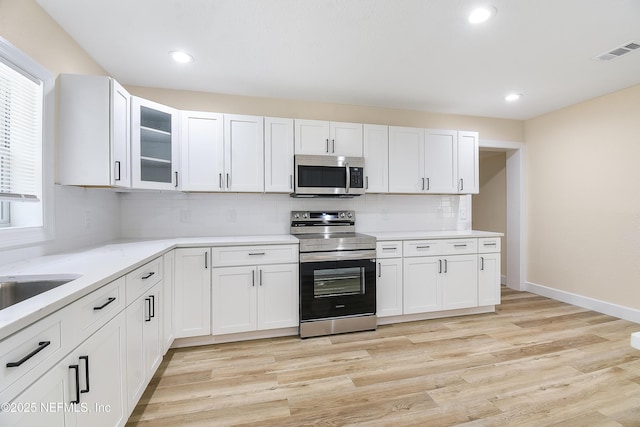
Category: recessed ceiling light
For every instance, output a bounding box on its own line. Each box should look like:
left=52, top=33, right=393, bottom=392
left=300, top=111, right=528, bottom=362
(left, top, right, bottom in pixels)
left=468, top=6, right=497, bottom=24
left=505, top=93, right=523, bottom=102
left=170, top=50, right=194, bottom=64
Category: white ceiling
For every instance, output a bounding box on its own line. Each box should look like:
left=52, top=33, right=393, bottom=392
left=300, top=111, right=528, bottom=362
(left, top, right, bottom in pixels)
left=36, top=0, right=640, bottom=120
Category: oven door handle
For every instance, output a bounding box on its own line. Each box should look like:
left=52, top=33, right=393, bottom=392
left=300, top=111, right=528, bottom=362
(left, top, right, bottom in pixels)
left=299, top=249, right=376, bottom=263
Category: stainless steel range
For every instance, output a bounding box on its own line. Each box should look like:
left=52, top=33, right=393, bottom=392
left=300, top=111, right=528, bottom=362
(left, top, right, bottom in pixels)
left=291, top=210, right=377, bottom=338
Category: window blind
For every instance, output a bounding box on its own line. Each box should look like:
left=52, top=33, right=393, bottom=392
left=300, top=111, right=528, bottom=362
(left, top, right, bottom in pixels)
left=0, top=57, right=43, bottom=203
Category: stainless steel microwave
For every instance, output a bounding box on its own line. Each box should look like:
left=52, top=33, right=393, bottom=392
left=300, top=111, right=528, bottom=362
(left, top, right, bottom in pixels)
left=293, top=155, right=365, bottom=197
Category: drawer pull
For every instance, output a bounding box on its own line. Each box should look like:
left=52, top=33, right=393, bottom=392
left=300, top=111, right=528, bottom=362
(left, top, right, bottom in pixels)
left=249, top=252, right=266, bottom=256
left=454, top=244, right=467, bottom=248
left=70, top=364, right=80, bottom=404
left=382, top=247, right=396, bottom=250
left=483, top=242, right=497, bottom=247
left=6, top=341, right=51, bottom=367
left=416, top=245, right=431, bottom=249
left=79, top=355, right=90, bottom=393
left=141, top=271, right=155, bottom=280
left=93, top=297, right=116, bottom=311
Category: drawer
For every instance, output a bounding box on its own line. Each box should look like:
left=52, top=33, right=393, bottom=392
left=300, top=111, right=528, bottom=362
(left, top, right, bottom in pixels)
left=0, top=310, right=69, bottom=397
left=72, top=276, right=126, bottom=343
left=376, top=241, right=403, bottom=258
left=126, top=257, right=163, bottom=305
left=212, top=244, right=298, bottom=267
left=478, top=237, right=501, bottom=253
left=403, top=240, right=442, bottom=257
left=442, top=239, right=477, bottom=255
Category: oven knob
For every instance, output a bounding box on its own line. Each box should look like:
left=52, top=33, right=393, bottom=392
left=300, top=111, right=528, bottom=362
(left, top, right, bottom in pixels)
left=340, top=212, right=345, bottom=218
left=347, top=212, right=353, bottom=218
left=302, top=213, right=308, bottom=219
left=294, top=213, right=300, bottom=219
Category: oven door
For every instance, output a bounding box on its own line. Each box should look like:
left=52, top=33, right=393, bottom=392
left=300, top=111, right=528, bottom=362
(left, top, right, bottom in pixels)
left=300, top=255, right=376, bottom=321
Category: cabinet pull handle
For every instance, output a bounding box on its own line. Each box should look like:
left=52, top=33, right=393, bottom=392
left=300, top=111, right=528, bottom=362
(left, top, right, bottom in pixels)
left=141, top=271, right=155, bottom=280
left=454, top=244, right=467, bottom=248
left=115, top=161, right=121, bottom=181
left=444, top=259, right=448, bottom=273
left=416, top=245, right=430, bottom=249
left=252, top=270, right=255, bottom=287
left=459, top=178, right=464, bottom=192
left=145, top=297, right=152, bottom=322
left=365, top=176, right=369, bottom=190
left=378, top=262, right=381, bottom=278
left=382, top=246, right=396, bottom=250
left=259, top=269, right=263, bottom=286
left=332, top=139, right=335, bottom=153
left=326, top=139, right=329, bottom=153
left=289, top=174, right=293, bottom=190
left=481, top=256, right=485, bottom=271
left=93, top=297, right=116, bottom=311
left=150, top=295, right=155, bottom=319
left=484, top=242, right=497, bottom=247
left=79, top=355, right=90, bottom=394
left=421, top=177, right=425, bottom=190
left=69, top=364, right=80, bottom=404
left=426, top=177, right=430, bottom=191
left=219, top=173, right=223, bottom=189
left=226, top=173, right=230, bottom=189
left=6, top=341, right=51, bottom=367
left=204, top=252, right=208, bottom=269
left=249, top=252, right=265, bottom=256
left=438, top=259, right=442, bottom=274
left=174, top=171, right=179, bottom=188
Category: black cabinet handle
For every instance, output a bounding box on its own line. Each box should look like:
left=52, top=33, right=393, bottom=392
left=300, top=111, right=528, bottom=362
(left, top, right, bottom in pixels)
left=93, top=297, right=116, bottom=311
left=174, top=171, right=179, bottom=188
left=149, top=295, right=155, bottom=319
left=69, top=364, right=80, bottom=404
left=141, top=272, right=155, bottom=280
left=378, top=262, right=381, bottom=278
left=6, top=341, right=51, bottom=367
left=145, top=297, right=152, bottom=322
left=115, top=161, right=121, bottom=181
left=79, top=355, right=90, bottom=393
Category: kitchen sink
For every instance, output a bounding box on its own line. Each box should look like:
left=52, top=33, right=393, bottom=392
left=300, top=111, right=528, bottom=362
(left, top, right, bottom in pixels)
left=0, top=274, right=82, bottom=311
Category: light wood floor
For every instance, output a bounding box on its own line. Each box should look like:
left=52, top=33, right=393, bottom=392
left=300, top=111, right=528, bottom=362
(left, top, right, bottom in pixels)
left=126, top=288, right=640, bottom=426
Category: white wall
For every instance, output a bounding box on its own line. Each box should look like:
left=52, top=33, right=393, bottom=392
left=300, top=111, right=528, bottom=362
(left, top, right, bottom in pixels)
left=119, top=192, right=471, bottom=238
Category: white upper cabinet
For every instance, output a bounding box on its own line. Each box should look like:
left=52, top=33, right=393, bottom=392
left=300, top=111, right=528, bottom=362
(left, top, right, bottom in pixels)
left=224, top=114, right=265, bottom=192
left=180, top=111, right=224, bottom=191
left=424, top=129, right=457, bottom=194
left=264, top=117, right=294, bottom=193
left=457, top=131, right=479, bottom=194
left=295, top=119, right=363, bottom=156
left=389, top=127, right=479, bottom=194
left=388, top=126, right=424, bottom=193
left=58, top=74, right=131, bottom=187
left=363, top=124, right=389, bottom=193
left=131, top=97, right=180, bottom=190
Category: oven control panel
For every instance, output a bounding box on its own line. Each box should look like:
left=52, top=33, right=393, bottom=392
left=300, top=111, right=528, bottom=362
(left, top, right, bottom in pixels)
left=291, top=211, right=354, bottom=221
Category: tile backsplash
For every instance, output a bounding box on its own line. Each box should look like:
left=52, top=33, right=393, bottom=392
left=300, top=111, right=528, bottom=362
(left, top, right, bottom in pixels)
left=119, top=192, right=471, bottom=238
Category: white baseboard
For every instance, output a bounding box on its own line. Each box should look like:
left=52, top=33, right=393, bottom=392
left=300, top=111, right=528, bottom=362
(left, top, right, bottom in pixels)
left=525, top=281, right=640, bottom=324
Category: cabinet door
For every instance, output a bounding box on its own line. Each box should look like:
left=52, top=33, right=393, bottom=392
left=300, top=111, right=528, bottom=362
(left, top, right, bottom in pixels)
left=363, top=124, right=389, bottom=193
left=144, top=286, right=162, bottom=381
left=111, top=79, right=131, bottom=188
left=257, top=264, right=299, bottom=330
left=131, top=97, right=179, bottom=190
left=424, top=129, right=457, bottom=193
left=457, top=131, right=479, bottom=194
left=180, top=111, right=224, bottom=191
left=224, top=114, right=264, bottom=192
left=73, top=312, right=127, bottom=427
left=377, top=258, right=403, bottom=317
left=403, top=256, right=441, bottom=314
left=212, top=266, right=257, bottom=335
left=162, top=251, right=175, bottom=353
left=441, top=255, right=478, bottom=310
left=330, top=121, right=363, bottom=156
left=294, top=119, right=330, bottom=155
left=388, top=126, right=424, bottom=193
left=0, top=362, right=70, bottom=427
left=478, top=252, right=501, bottom=306
left=264, top=117, right=294, bottom=193
left=173, top=248, right=211, bottom=338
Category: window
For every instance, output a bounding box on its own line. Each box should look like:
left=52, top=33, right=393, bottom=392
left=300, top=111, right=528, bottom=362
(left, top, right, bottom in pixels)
left=0, top=37, right=54, bottom=247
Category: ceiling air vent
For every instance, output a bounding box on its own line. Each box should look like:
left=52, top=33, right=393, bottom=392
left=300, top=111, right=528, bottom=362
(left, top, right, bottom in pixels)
left=594, top=41, right=640, bottom=61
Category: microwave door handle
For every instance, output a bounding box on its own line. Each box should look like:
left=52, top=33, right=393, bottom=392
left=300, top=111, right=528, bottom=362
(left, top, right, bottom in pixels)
left=345, top=162, right=350, bottom=194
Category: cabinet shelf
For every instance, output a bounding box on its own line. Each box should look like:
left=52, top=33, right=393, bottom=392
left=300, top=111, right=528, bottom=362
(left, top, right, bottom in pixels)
left=141, top=156, right=171, bottom=165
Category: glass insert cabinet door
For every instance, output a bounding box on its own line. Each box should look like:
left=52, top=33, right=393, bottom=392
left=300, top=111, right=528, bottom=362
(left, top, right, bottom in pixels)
left=131, top=96, right=179, bottom=190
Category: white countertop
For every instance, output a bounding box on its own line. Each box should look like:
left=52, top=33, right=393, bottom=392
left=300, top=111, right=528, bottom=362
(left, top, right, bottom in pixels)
left=0, top=230, right=499, bottom=339
left=366, top=230, right=504, bottom=241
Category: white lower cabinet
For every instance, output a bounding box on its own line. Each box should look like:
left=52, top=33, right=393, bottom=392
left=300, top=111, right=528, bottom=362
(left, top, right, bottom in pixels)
left=125, top=283, right=162, bottom=413
left=173, top=248, right=211, bottom=338
left=0, top=312, right=127, bottom=427
left=376, top=258, right=403, bottom=317
left=212, top=263, right=298, bottom=335
left=403, top=256, right=441, bottom=314
left=478, top=237, right=502, bottom=306
left=441, top=255, right=478, bottom=310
